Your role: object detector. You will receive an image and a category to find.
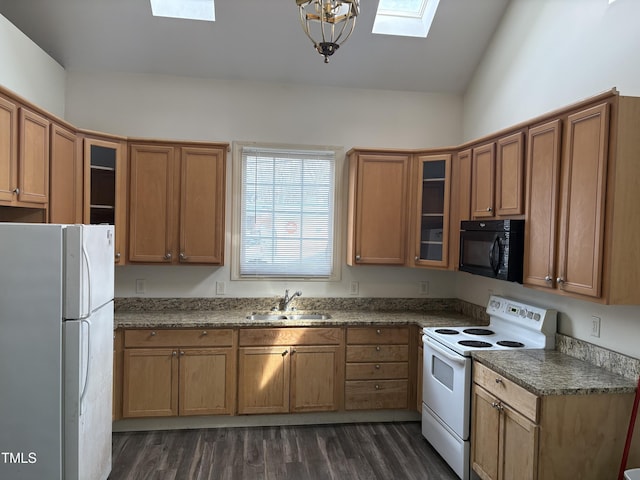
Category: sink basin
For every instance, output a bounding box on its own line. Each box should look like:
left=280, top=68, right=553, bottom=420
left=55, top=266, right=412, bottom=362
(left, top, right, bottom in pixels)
left=284, top=314, right=332, bottom=320
left=245, top=313, right=332, bottom=321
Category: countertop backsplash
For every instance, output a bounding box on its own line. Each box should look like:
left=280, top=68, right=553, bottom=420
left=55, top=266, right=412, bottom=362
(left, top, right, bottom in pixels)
left=115, top=296, right=484, bottom=316
left=556, top=333, right=640, bottom=381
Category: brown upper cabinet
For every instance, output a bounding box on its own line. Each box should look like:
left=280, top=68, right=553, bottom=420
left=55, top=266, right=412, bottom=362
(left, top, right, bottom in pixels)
left=83, top=135, right=128, bottom=265
left=49, top=123, right=82, bottom=224
left=347, top=149, right=411, bottom=265
left=469, top=130, right=525, bottom=219
left=524, top=94, right=640, bottom=304
left=128, top=141, right=227, bottom=265
left=0, top=94, right=50, bottom=209
left=412, top=153, right=451, bottom=268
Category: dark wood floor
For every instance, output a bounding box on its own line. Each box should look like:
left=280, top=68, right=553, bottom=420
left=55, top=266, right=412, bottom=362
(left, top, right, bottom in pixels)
left=109, top=422, right=458, bottom=480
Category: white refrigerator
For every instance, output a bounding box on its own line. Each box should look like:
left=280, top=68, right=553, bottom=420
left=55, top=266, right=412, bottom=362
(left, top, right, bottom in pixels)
left=0, top=223, right=114, bottom=480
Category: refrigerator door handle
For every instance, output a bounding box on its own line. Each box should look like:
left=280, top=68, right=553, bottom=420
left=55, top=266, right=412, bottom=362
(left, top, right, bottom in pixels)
left=79, top=318, right=92, bottom=415
left=80, top=244, right=92, bottom=319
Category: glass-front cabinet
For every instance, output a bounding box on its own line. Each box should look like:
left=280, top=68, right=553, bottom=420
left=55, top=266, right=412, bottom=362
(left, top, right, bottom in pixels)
left=83, top=136, right=127, bottom=265
left=413, top=153, right=451, bottom=268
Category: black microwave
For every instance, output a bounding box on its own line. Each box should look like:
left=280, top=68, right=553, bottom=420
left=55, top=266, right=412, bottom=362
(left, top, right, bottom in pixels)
left=459, top=219, right=525, bottom=283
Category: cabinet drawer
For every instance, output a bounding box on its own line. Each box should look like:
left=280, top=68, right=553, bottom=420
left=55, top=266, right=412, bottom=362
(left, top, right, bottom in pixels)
left=345, top=380, right=408, bottom=410
left=346, top=362, right=408, bottom=380
left=473, top=362, right=539, bottom=422
left=124, top=328, right=234, bottom=348
left=346, top=345, right=409, bottom=362
left=346, top=326, right=409, bottom=345
left=239, top=327, right=342, bottom=346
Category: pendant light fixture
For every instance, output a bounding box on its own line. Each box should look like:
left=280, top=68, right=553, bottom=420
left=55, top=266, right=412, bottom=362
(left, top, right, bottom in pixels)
left=296, top=0, right=360, bottom=63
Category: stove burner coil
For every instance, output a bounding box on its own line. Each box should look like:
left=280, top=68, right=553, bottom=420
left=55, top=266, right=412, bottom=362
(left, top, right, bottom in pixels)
left=463, top=328, right=495, bottom=336
left=434, top=328, right=459, bottom=335
left=458, top=340, right=492, bottom=348
left=496, top=340, right=525, bottom=348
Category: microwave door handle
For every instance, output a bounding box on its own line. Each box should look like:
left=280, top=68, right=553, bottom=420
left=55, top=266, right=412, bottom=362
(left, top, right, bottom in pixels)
left=489, top=237, right=500, bottom=275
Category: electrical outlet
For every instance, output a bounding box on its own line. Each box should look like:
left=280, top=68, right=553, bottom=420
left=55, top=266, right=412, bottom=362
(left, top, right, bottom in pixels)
left=350, top=281, right=359, bottom=295
left=419, top=281, right=429, bottom=296
left=135, top=279, right=145, bottom=294
left=591, top=315, right=601, bottom=337
left=216, top=281, right=226, bottom=295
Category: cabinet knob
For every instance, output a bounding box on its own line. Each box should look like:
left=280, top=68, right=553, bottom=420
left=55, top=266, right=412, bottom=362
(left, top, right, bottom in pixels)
left=375, top=364, right=380, bottom=370
left=282, top=349, right=288, bottom=357
left=164, top=252, right=172, bottom=261
left=172, top=351, right=177, bottom=356
left=376, top=346, right=381, bottom=352
left=544, top=275, right=552, bottom=283
left=486, top=207, right=493, bottom=212
left=202, top=331, right=208, bottom=336
left=291, top=348, right=297, bottom=354
left=491, top=401, right=503, bottom=411
left=115, top=252, right=121, bottom=260
left=179, top=252, right=187, bottom=261
left=414, top=256, right=419, bottom=261
left=495, top=378, right=502, bottom=384
left=355, top=255, right=361, bottom=261
left=375, top=384, right=380, bottom=390
left=150, top=331, right=157, bottom=336
left=376, top=329, right=382, bottom=335
left=180, top=351, right=185, bottom=356
left=12, top=187, right=19, bottom=195
left=556, top=277, right=565, bottom=285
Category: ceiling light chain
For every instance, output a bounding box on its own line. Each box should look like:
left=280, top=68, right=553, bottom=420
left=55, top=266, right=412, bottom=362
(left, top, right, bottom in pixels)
left=296, top=0, right=360, bottom=63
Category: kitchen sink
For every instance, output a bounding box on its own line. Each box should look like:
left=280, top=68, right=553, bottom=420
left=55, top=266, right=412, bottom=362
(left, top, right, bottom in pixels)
left=245, top=313, right=332, bottom=321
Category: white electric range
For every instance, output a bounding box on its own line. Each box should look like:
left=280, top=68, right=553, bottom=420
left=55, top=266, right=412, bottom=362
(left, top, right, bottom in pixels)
left=421, top=295, right=557, bottom=480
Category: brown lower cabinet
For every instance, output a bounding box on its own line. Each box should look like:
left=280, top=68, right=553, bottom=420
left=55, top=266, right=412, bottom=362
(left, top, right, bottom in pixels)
left=471, top=362, right=635, bottom=480
left=237, top=328, right=344, bottom=414
left=121, top=329, right=236, bottom=418
left=345, top=326, right=410, bottom=410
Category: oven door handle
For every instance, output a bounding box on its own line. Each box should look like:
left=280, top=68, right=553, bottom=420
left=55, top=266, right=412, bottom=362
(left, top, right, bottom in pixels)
left=423, top=335, right=467, bottom=365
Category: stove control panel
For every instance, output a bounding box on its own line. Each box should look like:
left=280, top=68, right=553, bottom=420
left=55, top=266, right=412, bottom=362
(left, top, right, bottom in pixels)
left=486, top=295, right=555, bottom=333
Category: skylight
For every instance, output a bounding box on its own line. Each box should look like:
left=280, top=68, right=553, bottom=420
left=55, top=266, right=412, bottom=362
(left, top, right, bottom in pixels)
left=372, top=0, right=440, bottom=38
left=150, top=0, right=215, bottom=22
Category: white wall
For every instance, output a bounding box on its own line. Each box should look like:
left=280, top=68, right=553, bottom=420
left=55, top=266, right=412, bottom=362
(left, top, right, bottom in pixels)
left=65, top=71, right=463, bottom=299
left=461, top=0, right=640, bottom=360
left=463, top=0, right=640, bottom=139
left=0, top=14, right=66, bottom=117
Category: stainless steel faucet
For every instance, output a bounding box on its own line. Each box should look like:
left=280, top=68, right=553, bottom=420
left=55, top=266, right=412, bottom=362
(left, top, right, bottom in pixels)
left=280, top=289, right=302, bottom=311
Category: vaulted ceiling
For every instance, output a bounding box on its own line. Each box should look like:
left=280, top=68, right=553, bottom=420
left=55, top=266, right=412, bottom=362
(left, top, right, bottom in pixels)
left=0, top=0, right=510, bottom=93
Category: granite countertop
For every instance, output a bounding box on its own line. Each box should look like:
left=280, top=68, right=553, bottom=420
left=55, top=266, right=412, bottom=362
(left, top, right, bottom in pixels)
left=114, top=309, right=482, bottom=329
left=472, top=349, right=637, bottom=396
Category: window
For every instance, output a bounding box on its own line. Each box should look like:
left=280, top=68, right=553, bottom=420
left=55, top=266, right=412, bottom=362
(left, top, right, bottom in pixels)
left=235, top=144, right=338, bottom=278
left=150, top=0, right=215, bottom=22
left=372, top=0, right=440, bottom=38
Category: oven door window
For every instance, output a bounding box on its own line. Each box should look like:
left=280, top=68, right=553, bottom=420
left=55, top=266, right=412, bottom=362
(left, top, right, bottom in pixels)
left=432, top=355, right=454, bottom=390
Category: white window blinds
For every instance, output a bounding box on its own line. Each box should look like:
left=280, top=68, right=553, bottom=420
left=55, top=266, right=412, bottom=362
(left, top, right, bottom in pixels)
left=240, top=146, right=336, bottom=277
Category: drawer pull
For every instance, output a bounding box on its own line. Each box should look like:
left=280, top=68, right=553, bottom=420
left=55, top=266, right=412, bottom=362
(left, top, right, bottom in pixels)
left=375, top=384, right=380, bottom=390
left=491, top=401, right=504, bottom=411
left=376, top=346, right=381, bottom=352
left=495, top=378, right=503, bottom=384
left=376, top=329, right=382, bottom=335
left=375, top=364, right=381, bottom=369
left=282, top=349, right=289, bottom=357
left=150, top=331, right=157, bottom=337
left=202, top=331, right=208, bottom=336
